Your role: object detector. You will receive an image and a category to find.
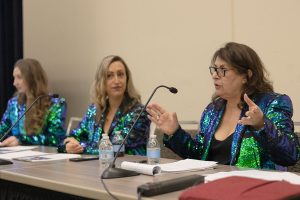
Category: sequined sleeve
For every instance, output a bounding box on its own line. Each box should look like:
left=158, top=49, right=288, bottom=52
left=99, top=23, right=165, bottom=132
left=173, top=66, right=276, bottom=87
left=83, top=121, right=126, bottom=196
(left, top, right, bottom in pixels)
left=58, top=104, right=151, bottom=156
left=81, top=104, right=150, bottom=156
left=57, top=105, right=96, bottom=153
left=0, top=99, right=14, bottom=136
left=252, top=94, right=299, bottom=166
left=163, top=125, right=205, bottom=159
left=163, top=102, right=216, bottom=159
left=17, top=97, right=67, bottom=146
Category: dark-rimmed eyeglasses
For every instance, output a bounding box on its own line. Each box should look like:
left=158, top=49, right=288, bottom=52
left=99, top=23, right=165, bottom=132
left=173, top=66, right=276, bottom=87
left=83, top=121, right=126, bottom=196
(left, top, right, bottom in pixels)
left=209, top=66, right=232, bottom=77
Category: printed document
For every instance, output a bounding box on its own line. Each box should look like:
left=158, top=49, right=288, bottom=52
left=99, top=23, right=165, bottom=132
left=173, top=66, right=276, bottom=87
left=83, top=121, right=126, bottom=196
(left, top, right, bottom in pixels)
left=121, top=159, right=217, bottom=175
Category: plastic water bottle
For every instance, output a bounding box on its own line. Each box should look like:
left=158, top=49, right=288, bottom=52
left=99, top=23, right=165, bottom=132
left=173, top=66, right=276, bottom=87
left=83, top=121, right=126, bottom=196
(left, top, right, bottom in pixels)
left=147, top=134, right=160, bottom=165
left=99, top=133, right=113, bottom=167
left=112, top=130, right=125, bottom=157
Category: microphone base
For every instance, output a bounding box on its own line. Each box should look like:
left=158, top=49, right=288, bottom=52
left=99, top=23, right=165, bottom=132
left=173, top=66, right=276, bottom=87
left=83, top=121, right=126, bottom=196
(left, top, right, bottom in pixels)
left=101, top=167, right=140, bottom=179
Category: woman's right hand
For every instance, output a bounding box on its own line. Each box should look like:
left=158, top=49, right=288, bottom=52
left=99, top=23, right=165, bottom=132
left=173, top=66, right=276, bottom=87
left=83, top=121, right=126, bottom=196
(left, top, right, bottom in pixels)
left=146, top=103, right=179, bottom=135
left=64, top=137, right=84, bottom=154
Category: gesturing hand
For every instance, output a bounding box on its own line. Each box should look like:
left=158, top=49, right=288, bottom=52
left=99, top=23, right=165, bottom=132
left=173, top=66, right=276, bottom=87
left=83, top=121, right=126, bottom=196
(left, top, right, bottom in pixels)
left=146, top=103, right=179, bottom=135
left=238, top=94, right=264, bottom=130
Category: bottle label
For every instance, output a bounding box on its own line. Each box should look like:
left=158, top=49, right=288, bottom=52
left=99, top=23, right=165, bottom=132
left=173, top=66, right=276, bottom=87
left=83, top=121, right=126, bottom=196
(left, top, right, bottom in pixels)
left=113, top=145, right=125, bottom=153
left=99, top=150, right=114, bottom=160
left=147, top=148, right=161, bottom=158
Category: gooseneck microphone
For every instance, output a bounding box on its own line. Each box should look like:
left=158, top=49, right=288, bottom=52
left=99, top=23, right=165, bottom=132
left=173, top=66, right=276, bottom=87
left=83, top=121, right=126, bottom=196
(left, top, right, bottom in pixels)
left=101, top=85, right=178, bottom=179
left=0, top=93, right=59, bottom=143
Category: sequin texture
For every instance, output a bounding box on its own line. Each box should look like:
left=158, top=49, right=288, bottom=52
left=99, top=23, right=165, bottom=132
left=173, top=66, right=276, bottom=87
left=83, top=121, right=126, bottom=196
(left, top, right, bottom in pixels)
left=0, top=96, right=67, bottom=146
left=58, top=99, right=151, bottom=155
left=164, top=93, right=299, bottom=170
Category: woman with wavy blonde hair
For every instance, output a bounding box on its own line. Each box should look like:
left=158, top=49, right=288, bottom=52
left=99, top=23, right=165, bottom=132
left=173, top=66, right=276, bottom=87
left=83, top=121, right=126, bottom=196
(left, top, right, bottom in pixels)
left=0, top=58, right=67, bottom=146
left=91, top=55, right=141, bottom=122
left=60, top=55, right=150, bottom=155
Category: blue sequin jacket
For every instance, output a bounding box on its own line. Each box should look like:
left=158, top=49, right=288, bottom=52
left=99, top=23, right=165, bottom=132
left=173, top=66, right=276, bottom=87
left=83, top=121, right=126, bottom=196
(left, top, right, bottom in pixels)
left=164, top=93, right=300, bottom=170
left=0, top=96, right=67, bottom=146
left=58, top=98, right=151, bottom=155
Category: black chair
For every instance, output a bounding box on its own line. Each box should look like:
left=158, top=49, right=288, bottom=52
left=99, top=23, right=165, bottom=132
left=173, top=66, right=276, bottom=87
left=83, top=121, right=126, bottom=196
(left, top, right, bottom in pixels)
left=155, top=121, right=199, bottom=160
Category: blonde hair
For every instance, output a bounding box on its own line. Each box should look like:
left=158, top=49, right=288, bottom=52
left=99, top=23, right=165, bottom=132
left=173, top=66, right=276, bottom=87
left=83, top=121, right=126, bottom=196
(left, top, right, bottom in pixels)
left=15, top=58, right=51, bottom=134
left=91, top=55, right=141, bottom=122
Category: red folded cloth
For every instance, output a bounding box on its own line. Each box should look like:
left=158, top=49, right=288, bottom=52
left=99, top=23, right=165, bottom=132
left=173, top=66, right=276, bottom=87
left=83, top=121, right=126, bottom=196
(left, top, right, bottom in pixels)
left=179, top=176, right=300, bottom=200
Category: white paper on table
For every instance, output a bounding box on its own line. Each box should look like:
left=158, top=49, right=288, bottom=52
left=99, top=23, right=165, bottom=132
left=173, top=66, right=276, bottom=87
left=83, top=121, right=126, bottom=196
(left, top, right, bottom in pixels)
left=14, top=153, right=81, bottom=162
left=121, top=159, right=217, bottom=176
left=159, top=159, right=217, bottom=172
left=0, top=150, right=48, bottom=160
left=205, top=170, right=300, bottom=185
left=0, top=146, right=39, bottom=154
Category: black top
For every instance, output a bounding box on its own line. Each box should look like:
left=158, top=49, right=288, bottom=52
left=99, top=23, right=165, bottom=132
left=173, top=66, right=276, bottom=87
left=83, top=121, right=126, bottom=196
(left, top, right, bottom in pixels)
left=206, top=134, right=233, bottom=165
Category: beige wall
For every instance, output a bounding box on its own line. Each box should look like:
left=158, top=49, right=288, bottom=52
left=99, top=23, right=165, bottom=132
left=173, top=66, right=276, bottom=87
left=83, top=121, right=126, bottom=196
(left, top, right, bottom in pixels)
left=23, top=0, right=300, bottom=127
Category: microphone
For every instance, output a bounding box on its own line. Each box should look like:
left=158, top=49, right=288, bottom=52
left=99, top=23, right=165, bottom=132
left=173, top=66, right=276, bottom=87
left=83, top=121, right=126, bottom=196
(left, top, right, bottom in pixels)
left=0, top=93, right=59, bottom=143
left=101, top=85, right=178, bottom=179
left=137, top=174, right=204, bottom=197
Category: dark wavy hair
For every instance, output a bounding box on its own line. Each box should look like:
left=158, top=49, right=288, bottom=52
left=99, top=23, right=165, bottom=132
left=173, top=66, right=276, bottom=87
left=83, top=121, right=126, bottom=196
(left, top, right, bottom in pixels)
left=211, top=42, right=273, bottom=107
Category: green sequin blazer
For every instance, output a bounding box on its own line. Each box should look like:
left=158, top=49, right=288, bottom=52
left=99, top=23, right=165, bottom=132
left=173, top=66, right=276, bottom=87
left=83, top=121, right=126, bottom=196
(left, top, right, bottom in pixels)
left=0, top=96, right=67, bottom=146
left=164, top=93, right=299, bottom=170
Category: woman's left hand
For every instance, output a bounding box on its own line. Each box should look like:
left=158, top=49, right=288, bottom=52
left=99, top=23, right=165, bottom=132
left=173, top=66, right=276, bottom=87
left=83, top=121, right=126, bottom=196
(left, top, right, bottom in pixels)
left=64, top=137, right=84, bottom=154
left=238, top=94, right=264, bottom=130
left=0, top=136, right=20, bottom=147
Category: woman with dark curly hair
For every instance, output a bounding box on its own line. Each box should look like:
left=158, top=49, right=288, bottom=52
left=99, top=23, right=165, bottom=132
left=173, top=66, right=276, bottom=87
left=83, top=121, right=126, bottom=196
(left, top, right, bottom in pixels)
left=147, top=42, right=299, bottom=170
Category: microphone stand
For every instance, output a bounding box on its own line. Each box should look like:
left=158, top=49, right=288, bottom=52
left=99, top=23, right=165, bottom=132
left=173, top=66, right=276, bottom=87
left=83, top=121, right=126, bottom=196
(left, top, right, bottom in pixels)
left=101, top=85, right=177, bottom=179
left=0, top=94, right=58, bottom=165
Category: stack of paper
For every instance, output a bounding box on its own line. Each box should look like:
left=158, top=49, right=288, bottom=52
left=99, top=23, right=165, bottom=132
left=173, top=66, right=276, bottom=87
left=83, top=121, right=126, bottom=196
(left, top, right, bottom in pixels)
left=0, top=150, right=48, bottom=160
left=14, top=153, right=81, bottom=162
left=121, top=159, right=217, bottom=176
left=0, top=146, right=38, bottom=154
left=0, top=146, right=81, bottom=162
left=159, top=159, right=217, bottom=172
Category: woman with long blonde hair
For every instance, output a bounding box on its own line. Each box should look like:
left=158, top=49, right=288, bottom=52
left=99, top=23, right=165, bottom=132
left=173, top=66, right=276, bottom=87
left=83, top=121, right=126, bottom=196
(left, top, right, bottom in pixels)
left=0, top=58, right=67, bottom=146
left=59, top=55, right=150, bottom=155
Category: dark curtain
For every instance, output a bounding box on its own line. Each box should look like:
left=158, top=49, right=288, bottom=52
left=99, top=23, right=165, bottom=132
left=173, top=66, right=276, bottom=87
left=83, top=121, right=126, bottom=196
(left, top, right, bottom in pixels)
left=0, top=0, right=23, bottom=116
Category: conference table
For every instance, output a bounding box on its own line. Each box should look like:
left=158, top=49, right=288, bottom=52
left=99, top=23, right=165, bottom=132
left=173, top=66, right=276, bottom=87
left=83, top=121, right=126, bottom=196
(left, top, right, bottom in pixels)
left=0, top=146, right=238, bottom=200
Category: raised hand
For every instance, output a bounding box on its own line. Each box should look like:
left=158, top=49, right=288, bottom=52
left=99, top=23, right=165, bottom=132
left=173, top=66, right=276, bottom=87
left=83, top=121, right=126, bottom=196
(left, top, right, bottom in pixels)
left=238, top=93, right=264, bottom=130
left=146, top=103, right=179, bottom=135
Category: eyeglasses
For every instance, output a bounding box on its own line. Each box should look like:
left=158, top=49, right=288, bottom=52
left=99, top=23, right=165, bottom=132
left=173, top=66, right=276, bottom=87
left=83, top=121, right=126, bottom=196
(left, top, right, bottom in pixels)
left=209, top=66, right=232, bottom=77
